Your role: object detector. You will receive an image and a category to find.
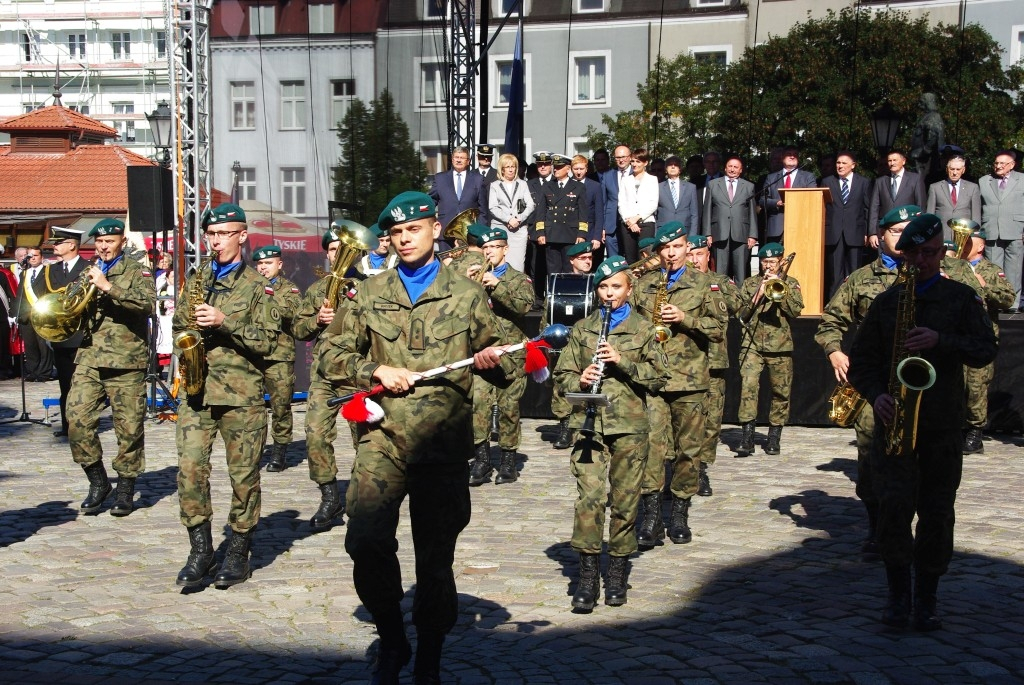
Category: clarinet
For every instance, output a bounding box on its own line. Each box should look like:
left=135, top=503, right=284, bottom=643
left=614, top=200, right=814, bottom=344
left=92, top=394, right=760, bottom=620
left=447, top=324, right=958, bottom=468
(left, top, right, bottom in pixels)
left=578, top=302, right=613, bottom=438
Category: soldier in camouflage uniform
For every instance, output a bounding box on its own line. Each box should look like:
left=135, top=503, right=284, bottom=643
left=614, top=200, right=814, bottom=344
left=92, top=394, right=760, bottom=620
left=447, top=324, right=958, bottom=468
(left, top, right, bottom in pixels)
left=173, top=203, right=281, bottom=589
left=319, top=191, right=516, bottom=685
left=252, top=245, right=302, bottom=472
left=467, top=227, right=535, bottom=486
left=353, top=224, right=398, bottom=278
left=737, top=242, right=804, bottom=457
left=66, top=218, right=155, bottom=516
left=554, top=255, right=668, bottom=612
left=686, top=235, right=741, bottom=497
left=632, top=222, right=725, bottom=547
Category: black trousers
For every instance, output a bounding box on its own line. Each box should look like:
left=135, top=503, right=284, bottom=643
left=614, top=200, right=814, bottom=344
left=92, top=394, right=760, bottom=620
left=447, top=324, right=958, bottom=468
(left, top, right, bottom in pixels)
left=618, top=221, right=656, bottom=265
left=825, top=240, right=864, bottom=300
left=21, top=322, right=53, bottom=381
left=53, top=347, right=77, bottom=429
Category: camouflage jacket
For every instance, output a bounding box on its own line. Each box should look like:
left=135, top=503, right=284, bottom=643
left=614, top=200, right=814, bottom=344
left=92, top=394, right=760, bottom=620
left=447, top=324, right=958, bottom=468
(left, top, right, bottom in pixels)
left=815, top=258, right=898, bottom=357
left=447, top=250, right=487, bottom=279
left=971, top=258, right=1015, bottom=331
left=705, top=271, right=741, bottom=370
left=172, top=262, right=280, bottom=406
left=632, top=267, right=724, bottom=392
left=738, top=274, right=804, bottom=353
left=941, top=256, right=983, bottom=295
left=292, top=275, right=360, bottom=350
left=76, top=255, right=155, bottom=370
left=554, top=307, right=669, bottom=436
left=320, top=264, right=516, bottom=463
left=265, top=274, right=302, bottom=363
left=487, top=265, right=534, bottom=343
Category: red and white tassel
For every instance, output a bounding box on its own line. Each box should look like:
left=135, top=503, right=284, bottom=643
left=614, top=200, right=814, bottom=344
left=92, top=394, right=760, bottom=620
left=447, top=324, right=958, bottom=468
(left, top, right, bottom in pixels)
left=341, top=391, right=385, bottom=424
left=524, top=339, right=552, bottom=383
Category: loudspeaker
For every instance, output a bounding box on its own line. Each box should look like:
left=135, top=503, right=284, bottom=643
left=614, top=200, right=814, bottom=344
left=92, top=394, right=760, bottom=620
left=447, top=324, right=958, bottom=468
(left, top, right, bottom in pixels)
left=127, top=165, right=174, bottom=233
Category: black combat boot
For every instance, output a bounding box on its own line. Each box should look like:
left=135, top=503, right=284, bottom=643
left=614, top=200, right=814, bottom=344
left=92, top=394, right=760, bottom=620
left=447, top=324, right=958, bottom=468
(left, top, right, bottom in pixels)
left=80, top=461, right=112, bottom=514
left=668, top=496, right=692, bottom=544
left=737, top=421, right=755, bottom=457
left=604, top=555, right=630, bottom=606
left=636, top=492, right=665, bottom=548
left=371, top=639, right=412, bottom=685
left=412, top=630, right=444, bottom=685
left=697, top=462, right=713, bottom=496
left=109, top=477, right=136, bottom=517
left=881, top=564, right=912, bottom=628
left=962, top=428, right=984, bottom=455
left=265, top=443, right=288, bottom=472
left=468, top=442, right=493, bottom=486
left=571, top=553, right=601, bottom=612
left=176, top=521, right=216, bottom=587
left=553, top=418, right=573, bottom=450
left=214, top=529, right=253, bottom=589
left=310, top=479, right=344, bottom=531
left=495, top=449, right=518, bottom=484
left=913, top=570, right=943, bottom=631
left=489, top=404, right=500, bottom=441
left=765, top=425, right=782, bottom=455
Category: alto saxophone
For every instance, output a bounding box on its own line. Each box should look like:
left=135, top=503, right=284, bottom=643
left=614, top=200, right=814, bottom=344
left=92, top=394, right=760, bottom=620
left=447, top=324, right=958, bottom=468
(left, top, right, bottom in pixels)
left=173, top=255, right=214, bottom=396
left=651, top=270, right=671, bottom=343
left=828, top=381, right=866, bottom=427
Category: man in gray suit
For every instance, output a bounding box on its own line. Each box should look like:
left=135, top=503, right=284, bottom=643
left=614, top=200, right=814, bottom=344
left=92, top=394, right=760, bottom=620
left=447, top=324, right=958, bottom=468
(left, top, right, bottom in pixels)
left=657, top=155, right=700, bottom=235
left=926, top=154, right=981, bottom=241
left=869, top=149, right=926, bottom=232
left=822, top=151, right=873, bottom=298
left=759, top=146, right=817, bottom=242
left=702, top=154, right=758, bottom=282
left=980, top=149, right=1024, bottom=310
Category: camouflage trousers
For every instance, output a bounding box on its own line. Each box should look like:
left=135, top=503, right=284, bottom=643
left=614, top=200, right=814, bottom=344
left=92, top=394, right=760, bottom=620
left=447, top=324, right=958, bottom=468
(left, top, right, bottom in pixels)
left=263, top=359, right=295, bottom=446
left=853, top=401, right=879, bottom=529
left=738, top=349, right=792, bottom=426
left=964, top=361, right=994, bottom=428
left=698, top=370, right=727, bottom=467
left=305, top=374, right=357, bottom=485
left=67, top=365, right=146, bottom=477
left=345, top=432, right=471, bottom=635
left=570, top=432, right=647, bottom=556
left=473, top=373, right=528, bottom=450
left=643, top=390, right=706, bottom=499
left=177, top=402, right=266, bottom=534
left=550, top=380, right=570, bottom=420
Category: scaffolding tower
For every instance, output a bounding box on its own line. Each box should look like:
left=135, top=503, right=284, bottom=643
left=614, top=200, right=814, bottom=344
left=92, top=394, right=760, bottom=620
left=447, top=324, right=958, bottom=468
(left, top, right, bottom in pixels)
left=447, top=0, right=475, bottom=152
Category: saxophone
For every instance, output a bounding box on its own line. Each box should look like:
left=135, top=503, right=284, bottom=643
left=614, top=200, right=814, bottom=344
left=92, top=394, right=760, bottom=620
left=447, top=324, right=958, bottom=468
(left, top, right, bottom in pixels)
left=651, top=270, right=671, bottom=343
left=828, top=381, right=866, bottom=427
left=884, top=264, right=937, bottom=457
left=173, top=255, right=214, bottom=396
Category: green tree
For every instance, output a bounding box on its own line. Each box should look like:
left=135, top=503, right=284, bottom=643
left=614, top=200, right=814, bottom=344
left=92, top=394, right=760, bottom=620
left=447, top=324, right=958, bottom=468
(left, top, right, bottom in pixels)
left=334, top=90, right=427, bottom=225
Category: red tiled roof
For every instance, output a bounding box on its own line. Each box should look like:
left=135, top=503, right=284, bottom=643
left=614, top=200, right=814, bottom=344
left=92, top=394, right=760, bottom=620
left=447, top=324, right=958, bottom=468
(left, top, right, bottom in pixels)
left=0, top=145, right=157, bottom=212
left=0, top=105, right=118, bottom=138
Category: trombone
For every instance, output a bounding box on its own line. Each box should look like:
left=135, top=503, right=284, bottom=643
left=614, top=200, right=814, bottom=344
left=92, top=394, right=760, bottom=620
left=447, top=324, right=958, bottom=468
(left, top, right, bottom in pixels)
left=740, top=252, right=795, bottom=324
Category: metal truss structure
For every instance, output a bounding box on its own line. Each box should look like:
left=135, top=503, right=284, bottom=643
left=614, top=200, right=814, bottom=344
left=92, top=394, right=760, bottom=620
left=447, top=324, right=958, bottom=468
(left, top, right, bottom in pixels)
left=447, top=0, right=475, bottom=153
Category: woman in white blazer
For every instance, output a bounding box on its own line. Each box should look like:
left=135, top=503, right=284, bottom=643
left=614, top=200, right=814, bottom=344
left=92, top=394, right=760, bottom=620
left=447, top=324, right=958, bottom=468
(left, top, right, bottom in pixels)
left=617, top=148, right=659, bottom=262
left=488, top=152, right=535, bottom=272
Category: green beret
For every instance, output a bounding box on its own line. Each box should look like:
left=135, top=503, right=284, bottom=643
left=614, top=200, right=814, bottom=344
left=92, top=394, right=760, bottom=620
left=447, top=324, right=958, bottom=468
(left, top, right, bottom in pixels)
left=203, top=203, right=246, bottom=228
left=464, top=222, right=488, bottom=247
left=566, top=242, right=593, bottom=258
left=369, top=223, right=384, bottom=238
left=378, top=191, right=436, bottom=231
left=479, top=227, right=508, bottom=245
left=878, top=204, right=921, bottom=229
left=638, top=237, right=656, bottom=250
left=252, top=245, right=282, bottom=262
left=551, top=154, right=571, bottom=168
left=971, top=228, right=987, bottom=240
left=89, top=218, right=125, bottom=237
left=895, top=213, right=943, bottom=251
left=759, top=242, right=785, bottom=258
left=321, top=228, right=340, bottom=250
left=594, top=255, right=630, bottom=285
left=654, top=221, right=687, bottom=246
left=687, top=235, right=711, bottom=250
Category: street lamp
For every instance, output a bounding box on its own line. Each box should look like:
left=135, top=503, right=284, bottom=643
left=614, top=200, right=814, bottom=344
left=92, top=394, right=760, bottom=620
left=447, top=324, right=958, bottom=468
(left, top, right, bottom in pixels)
left=146, top=100, right=173, bottom=167
left=870, top=102, right=901, bottom=153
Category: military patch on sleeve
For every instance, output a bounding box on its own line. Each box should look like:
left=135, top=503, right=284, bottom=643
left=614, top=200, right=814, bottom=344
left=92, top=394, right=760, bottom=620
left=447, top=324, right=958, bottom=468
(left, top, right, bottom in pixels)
left=265, top=286, right=275, bottom=295
left=998, top=272, right=1006, bottom=278
left=718, top=300, right=728, bottom=314
left=142, top=269, right=152, bottom=277
left=269, top=304, right=281, bottom=322
left=710, top=284, right=720, bottom=291
left=291, top=287, right=301, bottom=293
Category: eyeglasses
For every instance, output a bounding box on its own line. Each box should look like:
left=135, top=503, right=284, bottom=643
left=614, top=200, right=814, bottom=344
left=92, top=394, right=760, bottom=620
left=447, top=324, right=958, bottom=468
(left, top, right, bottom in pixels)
left=205, top=229, right=243, bottom=239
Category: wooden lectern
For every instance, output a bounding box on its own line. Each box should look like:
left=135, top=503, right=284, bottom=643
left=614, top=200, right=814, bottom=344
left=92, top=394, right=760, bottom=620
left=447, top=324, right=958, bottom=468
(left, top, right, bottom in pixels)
left=778, top=187, right=831, bottom=316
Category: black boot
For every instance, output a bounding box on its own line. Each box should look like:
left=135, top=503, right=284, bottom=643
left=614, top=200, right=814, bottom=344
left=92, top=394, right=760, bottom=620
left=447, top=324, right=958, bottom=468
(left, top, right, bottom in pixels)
left=265, top=443, right=288, bottom=472
left=412, top=630, right=444, bottom=685
left=214, top=529, right=253, bottom=589
left=636, top=492, right=665, bottom=548
left=109, top=477, right=136, bottom=517
left=881, top=564, right=912, bottom=628
left=697, top=462, right=713, bottom=496
left=553, top=418, right=573, bottom=450
left=310, top=479, right=344, bottom=531
left=495, top=449, right=518, bottom=484
left=80, top=461, right=112, bottom=514
left=668, top=496, right=692, bottom=544
left=371, top=640, right=412, bottom=685
left=176, top=521, right=216, bottom=588
left=468, top=443, right=493, bottom=486
left=765, top=425, right=782, bottom=455
left=913, top=570, right=943, bottom=631
left=861, top=513, right=881, bottom=561
left=604, top=555, right=630, bottom=606
left=571, top=553, right=601, bottom=612
left=737, top=421, right=755, bottom=457
left=962, top=428, right=984, bottom=455
left=489, top=403, right=500, bottom=441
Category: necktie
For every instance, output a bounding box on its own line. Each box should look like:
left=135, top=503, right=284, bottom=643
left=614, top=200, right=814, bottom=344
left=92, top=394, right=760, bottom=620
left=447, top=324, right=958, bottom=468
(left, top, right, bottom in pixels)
left=784, top=171, right=792, bottom=189
left=31, top=268, right=40, bottom=284
left=728, top=179, right=735, bottom=201
left=890, top=175, right=898, bottom=201
left=670, top=181, right=678, bottom=207
left=63, top=262, right=69, bottom=276
left=455, top=172, right=463, bottom=201
left=559, top=180, right=565, bottom=189
left=999, top=177, right=1007, bottom=191
left=950, top=183, right=957, bottom=206
left=840, top=177, right=849, bottom=205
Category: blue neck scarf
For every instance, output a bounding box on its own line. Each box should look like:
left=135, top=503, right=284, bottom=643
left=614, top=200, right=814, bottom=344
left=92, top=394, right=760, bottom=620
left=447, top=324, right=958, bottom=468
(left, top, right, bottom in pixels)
left=492, top=262, right=509, bottom=278
left=97, top=254, right=123, bottom=275
left=665, top=266, right=685, bottom=289
left=880, top=253, right=901, bottom=271
left=398, top=259, right=440, bottom=304
left=212, top=260, right=242, bottom=282
left=915, top=272, right=943, bottom=295
left=369, top=252, right=387, bottom=269
left=608, top=303, right=631, bottom=331
left=270, top=276, right=279, bottom=286
left=970, top=257, right=982, bottom=268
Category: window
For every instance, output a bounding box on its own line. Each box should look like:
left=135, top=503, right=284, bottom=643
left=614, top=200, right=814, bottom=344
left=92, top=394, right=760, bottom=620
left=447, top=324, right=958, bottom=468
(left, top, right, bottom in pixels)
left=22, top=103, right=43, bottom=113
left=496, top=0, right=529, bottom=14
left=308, top=4, right=334, bottom=33
left=231, top=82, right=256, bottom=129
left=425, top=0, right=446, bottom=19
left=68, top=34, right=86, bottom=59
left=156, top=31, right=166, bottom=59
left=577, top=0, right=604, bottom=11
left=68, top=104, right=90, bottom=115
left=237, top=168, right=256, bottom=201
left=418, top=61, right=447, bottom=109
left=421, top=145, right=447, bottom=176
left=330, top=79, right=355, bottom=129
left=694, top=0, right=727, bottom=6
left=570, top=52, right=609, bottom=107
left=280, top=81, right=306, bottom=130
left=113, top=102, right=135, bottom=143
left=21, top=33, right=34, bottom=62
left=250, top=5, right=275, bottom=35
left=690, top=45, right=732, bottom=66
left=281, top=168, right=306, bottom=216
left=112, top=32, right=131, bottom=59
left=492, top=55, right=531, bottom=110
left=1013, top=26, right=1024, bottom=66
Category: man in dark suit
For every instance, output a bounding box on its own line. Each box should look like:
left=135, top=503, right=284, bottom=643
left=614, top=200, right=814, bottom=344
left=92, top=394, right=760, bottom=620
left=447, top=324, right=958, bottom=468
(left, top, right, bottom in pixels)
left=14, top=245, right=53, bottom=382
left=599, top=145, right=632, bottom=258
left=657, top=155, right=700, bottom=234
left=571, top=154, right=604, bottom=252
left=926, top=154, right=981, bottom=241
left=760, top=145, right=818, bottom=242
left=428, top=146, right=490, bottom=231
left=702, top=155, right=758, bottom=282
left=869, top=149, right=926, bottom=233
left=532, top=154, right=588, bottom=276
left=822, top=151, right=873, bottom=298
left=475, top=144, right=498, bottom=221
left=525, top=151, right=555, bottom=295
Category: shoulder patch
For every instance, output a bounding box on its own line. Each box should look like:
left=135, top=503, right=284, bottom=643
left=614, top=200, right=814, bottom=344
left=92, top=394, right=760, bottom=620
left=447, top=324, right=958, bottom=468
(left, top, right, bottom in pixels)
left=998, top=272, right=1006, bottom=278
left=265, top=286, right=275, bottom=295
left=710, top=283, right=720, bottom=291
left=141, top=269, right=152, bottom=277
left=291, top=287, right=301, bottom=293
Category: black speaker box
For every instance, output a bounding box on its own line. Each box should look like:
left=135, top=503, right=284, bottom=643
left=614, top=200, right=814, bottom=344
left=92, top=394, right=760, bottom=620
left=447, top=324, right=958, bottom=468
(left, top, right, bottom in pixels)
left=126, top=165, right=174, bottom=233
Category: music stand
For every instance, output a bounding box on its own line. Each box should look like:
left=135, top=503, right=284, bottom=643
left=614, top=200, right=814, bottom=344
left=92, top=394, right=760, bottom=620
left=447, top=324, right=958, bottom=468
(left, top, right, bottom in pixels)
left=0, top=275, right=51, bottom=427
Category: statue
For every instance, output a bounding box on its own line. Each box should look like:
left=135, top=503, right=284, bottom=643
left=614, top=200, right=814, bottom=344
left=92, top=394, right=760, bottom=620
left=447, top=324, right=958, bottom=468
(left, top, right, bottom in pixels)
left=909, top=92, right=945, bottom=185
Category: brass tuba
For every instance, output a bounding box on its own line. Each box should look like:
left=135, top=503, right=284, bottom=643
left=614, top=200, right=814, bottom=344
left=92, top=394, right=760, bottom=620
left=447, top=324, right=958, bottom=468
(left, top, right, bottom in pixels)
left=324, top=220, right=379, bottom=308
left=173, top=255, right=214, bottom=397
left=31, top=259, right=99, bottom=342
left=949, top=219, right=974, bottom=260
left=436, top=208, right=480, bottom=262
left=650, top=269, right=671, bottom=343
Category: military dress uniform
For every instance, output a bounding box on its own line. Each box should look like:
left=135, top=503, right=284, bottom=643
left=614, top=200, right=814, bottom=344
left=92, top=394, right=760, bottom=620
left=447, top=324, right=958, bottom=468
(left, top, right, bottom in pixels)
left=554, top=258, right=668, bottom=610
left=532, top=164, right=589, bottom=276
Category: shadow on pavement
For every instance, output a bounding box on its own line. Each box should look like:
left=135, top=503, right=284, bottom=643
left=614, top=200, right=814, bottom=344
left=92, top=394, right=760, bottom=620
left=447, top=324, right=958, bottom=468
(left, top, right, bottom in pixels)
left=0, top=500, right=76, bottom=548
left=134, top=465, right=179, bottom=510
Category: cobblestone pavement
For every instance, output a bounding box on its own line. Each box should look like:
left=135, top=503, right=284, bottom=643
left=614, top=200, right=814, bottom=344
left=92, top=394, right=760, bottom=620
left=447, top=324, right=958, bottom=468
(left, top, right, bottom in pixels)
left=1, top=377, right=1022, bottom=685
